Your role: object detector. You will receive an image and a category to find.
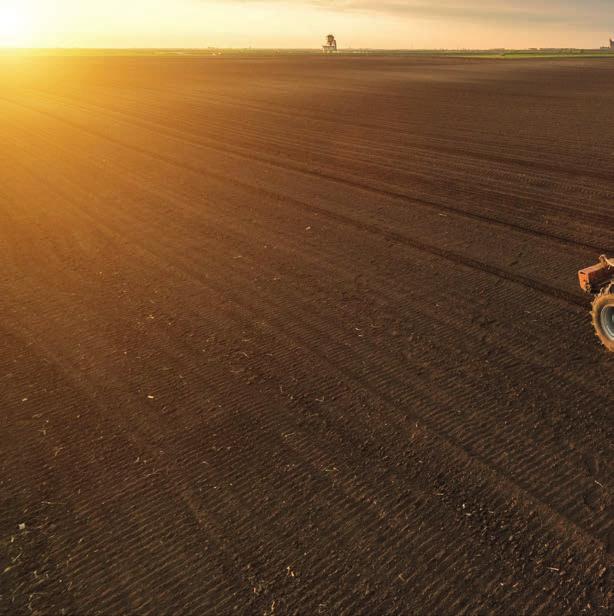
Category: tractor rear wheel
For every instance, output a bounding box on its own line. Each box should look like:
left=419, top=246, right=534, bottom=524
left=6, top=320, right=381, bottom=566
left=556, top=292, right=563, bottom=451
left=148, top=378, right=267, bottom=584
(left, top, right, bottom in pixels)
left=592, top=292, right=614, bottom=352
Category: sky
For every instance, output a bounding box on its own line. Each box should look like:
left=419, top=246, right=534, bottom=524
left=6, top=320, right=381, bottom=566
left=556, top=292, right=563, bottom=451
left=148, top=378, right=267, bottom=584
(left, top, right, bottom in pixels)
left=0, top=0, right=613, bottom=49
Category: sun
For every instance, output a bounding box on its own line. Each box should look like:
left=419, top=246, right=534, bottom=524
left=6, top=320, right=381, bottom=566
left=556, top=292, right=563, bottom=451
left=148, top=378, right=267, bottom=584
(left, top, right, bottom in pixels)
left=0, top=5, right=31, bottom=46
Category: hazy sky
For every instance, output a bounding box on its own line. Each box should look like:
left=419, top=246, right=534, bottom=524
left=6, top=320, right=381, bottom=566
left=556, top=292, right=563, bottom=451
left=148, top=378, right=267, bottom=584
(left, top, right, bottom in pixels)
left=1, top=0, right=613, bottom=49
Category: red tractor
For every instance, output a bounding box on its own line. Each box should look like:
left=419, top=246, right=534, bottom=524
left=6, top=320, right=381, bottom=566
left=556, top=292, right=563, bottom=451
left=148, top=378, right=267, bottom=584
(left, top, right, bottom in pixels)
left=578, top=255, right=614, bottom=351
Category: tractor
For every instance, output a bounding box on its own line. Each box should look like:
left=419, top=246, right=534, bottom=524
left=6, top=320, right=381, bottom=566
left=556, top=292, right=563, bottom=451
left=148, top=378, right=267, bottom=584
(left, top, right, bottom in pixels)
left=578, top=255, right=614, bottom=352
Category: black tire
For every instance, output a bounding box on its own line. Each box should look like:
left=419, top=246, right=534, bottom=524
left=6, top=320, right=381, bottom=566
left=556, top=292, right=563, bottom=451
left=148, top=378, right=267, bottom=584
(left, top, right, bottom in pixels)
left=591, top=292, right=614, bottom=352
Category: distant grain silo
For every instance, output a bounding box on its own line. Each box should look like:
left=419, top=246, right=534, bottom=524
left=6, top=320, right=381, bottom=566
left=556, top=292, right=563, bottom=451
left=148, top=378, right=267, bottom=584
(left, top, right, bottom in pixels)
left=323, top=34, right=338, bottom=54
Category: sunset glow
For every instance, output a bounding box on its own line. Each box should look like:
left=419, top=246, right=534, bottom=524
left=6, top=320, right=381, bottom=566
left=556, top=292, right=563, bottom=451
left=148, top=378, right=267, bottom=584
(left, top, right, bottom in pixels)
left=0, top=4, right=31, bottom=45
left=0, top=1, right=613, bottom=50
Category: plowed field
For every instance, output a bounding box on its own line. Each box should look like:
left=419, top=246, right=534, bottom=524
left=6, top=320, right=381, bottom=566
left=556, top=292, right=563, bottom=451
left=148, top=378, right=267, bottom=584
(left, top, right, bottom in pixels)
left=0, top=54, right=612, bottom=615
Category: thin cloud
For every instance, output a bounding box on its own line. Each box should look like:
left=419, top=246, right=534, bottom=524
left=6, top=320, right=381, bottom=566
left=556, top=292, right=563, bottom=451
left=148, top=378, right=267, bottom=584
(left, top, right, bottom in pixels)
left=229, top=0, right=612, bottom=28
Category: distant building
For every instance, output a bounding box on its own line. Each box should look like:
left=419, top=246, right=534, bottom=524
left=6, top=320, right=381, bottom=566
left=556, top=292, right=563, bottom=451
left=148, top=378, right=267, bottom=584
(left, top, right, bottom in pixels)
left=323, top=34, right=338, bottom=53
left=610, top=38, right=614, bottom=49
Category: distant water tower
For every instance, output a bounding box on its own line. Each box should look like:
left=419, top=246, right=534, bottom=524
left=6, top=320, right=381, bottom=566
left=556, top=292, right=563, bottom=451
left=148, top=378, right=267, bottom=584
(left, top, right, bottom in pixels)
left=323, top=34, right=338, bottom=53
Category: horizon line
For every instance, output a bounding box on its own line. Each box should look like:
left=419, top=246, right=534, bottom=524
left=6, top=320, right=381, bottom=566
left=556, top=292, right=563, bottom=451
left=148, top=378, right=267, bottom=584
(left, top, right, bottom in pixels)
left=2, top=46, right=613, bottom=51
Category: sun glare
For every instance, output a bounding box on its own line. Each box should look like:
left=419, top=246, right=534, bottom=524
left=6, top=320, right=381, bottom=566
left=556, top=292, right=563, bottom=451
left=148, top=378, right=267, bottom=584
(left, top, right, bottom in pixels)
left=0, top=5, right=30, bottom=46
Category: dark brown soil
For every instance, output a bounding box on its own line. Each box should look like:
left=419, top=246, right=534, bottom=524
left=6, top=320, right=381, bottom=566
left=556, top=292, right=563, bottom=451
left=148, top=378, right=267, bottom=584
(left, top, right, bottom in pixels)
left=0, top=54, right=612, bottom=615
